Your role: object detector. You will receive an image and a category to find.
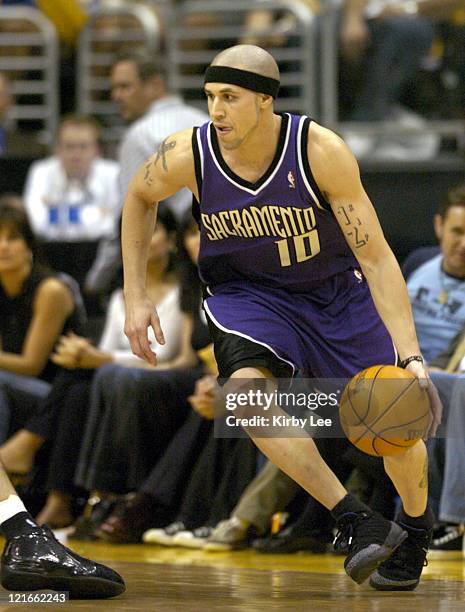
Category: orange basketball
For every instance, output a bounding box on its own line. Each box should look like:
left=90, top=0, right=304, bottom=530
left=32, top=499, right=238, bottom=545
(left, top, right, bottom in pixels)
left=339, top=365, right=432, bottom=457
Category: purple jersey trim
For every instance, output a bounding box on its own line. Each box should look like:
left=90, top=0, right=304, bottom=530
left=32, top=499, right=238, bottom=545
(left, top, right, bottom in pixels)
left=206, top=117, right=292, bottom=196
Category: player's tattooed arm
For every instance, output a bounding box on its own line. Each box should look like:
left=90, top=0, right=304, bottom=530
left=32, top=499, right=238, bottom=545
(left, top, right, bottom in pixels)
left=143, top=158, right=154, bottom=187
left=154, top=138, right=177, bottom=172
left=336, top=203, right=369, bottom=249
left=142, top=138, right=177, bottom=187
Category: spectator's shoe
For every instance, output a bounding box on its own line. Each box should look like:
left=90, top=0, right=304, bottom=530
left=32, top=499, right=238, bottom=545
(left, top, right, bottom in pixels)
left=333, top=511, right=408, bottom=585
left=430, top=523, right=464, bottom=551
left=369, top=521, right=433, bottom=591
left=253, top=526, right=332, bottom=554
left=172, top=526, right=213, bottom=549
left=204, top=517, right=256, bottom=552
left=143, top=522, right=186, bottom=546
left=1, top=525, right=125, bottom=599
left=69, top=494, right=119, bottom=542
left=96, top=492, right=168, bottom=544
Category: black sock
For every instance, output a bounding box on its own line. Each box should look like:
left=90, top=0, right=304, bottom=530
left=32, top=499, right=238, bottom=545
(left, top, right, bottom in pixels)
left=1, top=512, right=39, bottom=540
left=331, top=493, right=372, bottom=521
left=398, top=506, right=435, bottom=530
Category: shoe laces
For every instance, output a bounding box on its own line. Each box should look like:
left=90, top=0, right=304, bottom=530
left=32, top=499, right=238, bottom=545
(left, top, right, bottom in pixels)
left=333, top=511, right=370, bottom=552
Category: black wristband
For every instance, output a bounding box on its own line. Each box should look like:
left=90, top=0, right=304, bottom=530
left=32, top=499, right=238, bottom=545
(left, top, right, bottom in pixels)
left=399, top=355, right=424, bottom=369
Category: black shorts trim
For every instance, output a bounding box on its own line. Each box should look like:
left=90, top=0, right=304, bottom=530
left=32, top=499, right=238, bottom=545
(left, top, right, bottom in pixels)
left=204, top=309, right=294, bottom=382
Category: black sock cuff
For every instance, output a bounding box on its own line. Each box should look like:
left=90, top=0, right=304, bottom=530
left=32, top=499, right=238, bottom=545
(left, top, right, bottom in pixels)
left=398, top=506, right=435, bottom=530
left=331, top=493, right=372, bottom=521
left=1, top=512, right=39, bottom=540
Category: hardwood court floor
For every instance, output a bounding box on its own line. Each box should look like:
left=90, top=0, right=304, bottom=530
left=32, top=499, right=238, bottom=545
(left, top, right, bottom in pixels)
left=1, top=540, right=462, bottom=611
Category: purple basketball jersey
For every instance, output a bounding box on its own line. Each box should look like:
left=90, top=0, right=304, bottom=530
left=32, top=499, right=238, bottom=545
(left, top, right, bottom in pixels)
left=194, top=113, right=358, bottom=292
left=192, top=114, right=396, bottom=377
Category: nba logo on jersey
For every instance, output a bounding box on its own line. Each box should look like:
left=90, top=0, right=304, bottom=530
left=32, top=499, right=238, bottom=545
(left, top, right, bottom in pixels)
left=287, top=171, right=296, bottom=189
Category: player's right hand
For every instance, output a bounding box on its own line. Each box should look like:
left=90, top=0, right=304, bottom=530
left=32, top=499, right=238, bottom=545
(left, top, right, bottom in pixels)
left=124, top=294, right=165, bottom=366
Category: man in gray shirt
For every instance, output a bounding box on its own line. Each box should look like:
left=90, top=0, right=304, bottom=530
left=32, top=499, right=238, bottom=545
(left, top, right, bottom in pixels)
left=85, top=50, right=208, bottom=295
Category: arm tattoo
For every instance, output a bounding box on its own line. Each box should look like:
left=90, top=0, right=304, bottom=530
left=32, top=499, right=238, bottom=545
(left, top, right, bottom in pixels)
left=143, top=160, right=154, bottom=187
left=336, top=204, right=369, bottom=249
left=154, top=138, right=177, bottom=172
left=419, top=456, right=428, bottom=489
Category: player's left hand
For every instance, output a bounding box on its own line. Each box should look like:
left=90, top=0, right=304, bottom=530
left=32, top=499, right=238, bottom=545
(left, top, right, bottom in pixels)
left=406, top=360, right=443, bottom=437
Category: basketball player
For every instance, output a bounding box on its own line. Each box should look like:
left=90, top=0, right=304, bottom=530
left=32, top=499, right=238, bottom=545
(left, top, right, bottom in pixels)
left=121, top=45, right=442, bottom=590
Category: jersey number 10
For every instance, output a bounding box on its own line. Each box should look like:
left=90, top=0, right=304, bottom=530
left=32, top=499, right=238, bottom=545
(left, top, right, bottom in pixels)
left=275, top=229, right=321, bottom=267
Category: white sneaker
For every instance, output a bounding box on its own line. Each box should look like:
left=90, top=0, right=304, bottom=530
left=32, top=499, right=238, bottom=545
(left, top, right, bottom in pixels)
left=371, top=136, right=439, bottom=162
left=344, top=133, right=376, bottom=159
left=172, top=526, right=213, bottom=549
left=142, top=521, right=186, bottom=545
left=203, top=517, right=251, bottom=552
left=371, top=106, right=440, bottom=161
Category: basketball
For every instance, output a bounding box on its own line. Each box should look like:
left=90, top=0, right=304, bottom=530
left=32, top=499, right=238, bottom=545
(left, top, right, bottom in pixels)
left=339, top=365, right=432, bottom=457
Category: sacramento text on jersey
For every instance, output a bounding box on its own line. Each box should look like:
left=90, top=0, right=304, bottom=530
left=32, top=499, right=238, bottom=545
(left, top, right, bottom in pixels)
left=201, top=204, right=317, bottom=241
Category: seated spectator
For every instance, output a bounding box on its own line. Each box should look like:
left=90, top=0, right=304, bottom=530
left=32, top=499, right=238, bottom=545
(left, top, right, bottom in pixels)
left=90, top=373, right=258, bottom=547
left=140, top=375, right=258, bottom=550
left=0, top=204, right=182, bottom=527
left=23, top=114, right=119, bottom=294
left=404, top=184, right=465, bottom=550
left=341, top=0, right=462, bottom=160
left=0, top=201, right=86, bottom=445
left=406, top=182, right=465, bottom=363
left=401, top=183, right=465, bottom=550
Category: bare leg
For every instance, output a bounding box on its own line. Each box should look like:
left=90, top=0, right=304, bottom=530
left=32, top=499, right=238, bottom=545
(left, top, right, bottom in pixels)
left=0, top=463, right=18, bottom=500
left=36, top=491, right=73, bottom=528
left=383, top=441, right=428, bottom=517
left=0, top=430, right=44, bottom=474
left=228, top=368, right=347, bottom=510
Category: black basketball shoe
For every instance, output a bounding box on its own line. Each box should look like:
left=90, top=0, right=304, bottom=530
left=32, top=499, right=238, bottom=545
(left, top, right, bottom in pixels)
left=1, top=525, right=125, bottom=599
left=369, top=520, right=433, bottom=591
left=333, top=511, right=408, bottom=584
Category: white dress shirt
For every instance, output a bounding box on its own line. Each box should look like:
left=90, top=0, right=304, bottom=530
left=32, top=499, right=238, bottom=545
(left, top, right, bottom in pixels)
left=24, top=156, right=120, bottom=241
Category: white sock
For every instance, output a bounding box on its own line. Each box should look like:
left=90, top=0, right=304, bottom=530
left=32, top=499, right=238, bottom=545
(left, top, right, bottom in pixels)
left=0, top=495, right=27, bottom=525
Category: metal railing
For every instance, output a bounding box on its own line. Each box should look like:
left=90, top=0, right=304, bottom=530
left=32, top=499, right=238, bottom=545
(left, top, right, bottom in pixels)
left=76, top=0, right=162, bottom=146
left=166, top=0, right=318, bottom=116
left=0, top=6, right=59, bottom=147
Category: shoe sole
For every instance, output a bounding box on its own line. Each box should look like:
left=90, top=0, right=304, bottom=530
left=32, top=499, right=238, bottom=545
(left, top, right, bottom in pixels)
left=1, top=568, right=125, bottom=599
left=369, top=571, right=419, bottom=591
left=345, top=522, right=408, bottom=585
left=203, top=542, right=236, bottom=552
left=172, top=538, right=208, bottom=549
left=143, top=537, right=178, bottom=546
